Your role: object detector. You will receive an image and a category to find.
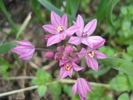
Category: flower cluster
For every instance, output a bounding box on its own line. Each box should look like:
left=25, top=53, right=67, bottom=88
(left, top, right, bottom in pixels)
left=12, top=11, right=107, bottom=100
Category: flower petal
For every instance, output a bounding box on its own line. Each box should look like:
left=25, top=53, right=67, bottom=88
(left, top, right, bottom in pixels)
left=67, top=68, right=73, bottom=78
left=19, top=54, right=33, bottom=60
left=59, top=33, right=67, bottom=40
left=66, top=25, right=79, bottom=37
left=59, top=67, right=68, bottom=80
left=61, top=14, right=68, bottom=29
left=16, top=40, right=33, bottom=46
left=85, top=56, right=98, bottom=71
left=47, top=35, right=62, bottom=46
left=72, top=62, right=83, bottom=71
left=68, top=36, right=81, bottom=45
left=76, top=14, right=84, bottom=31
left=84, top=19, right=97, bottom=36
left=42, top=25, right=57, bottom=34
left=81, top=38, right=93, bottom=48
left=94, top=50, right=107, bottom=59
left=51, top=11, right=61, bottom=26
left=78, top=48, right=86, bottom=58
left=87, top=36, right=105, bottom=49
left=72, top=81, right=78, bottom=96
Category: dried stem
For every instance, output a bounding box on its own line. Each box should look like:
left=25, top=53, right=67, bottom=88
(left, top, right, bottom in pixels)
left=0, top=79, right=111, bottom=97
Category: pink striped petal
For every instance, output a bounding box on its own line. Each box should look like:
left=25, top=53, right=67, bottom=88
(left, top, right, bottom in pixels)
left=51, top=11, right=61, bottom=26
left=72, top=81, right=78, bottom=96
left=59, top=33, right=67, bottom=40
left=94, top=50, right=107, bottom=59
left=66, top=25, right=79, bottom=37
left=81, top=38, right=93, bottom=48
left=59, top=67, right=68, bottom=80
left=84, top=19, right=97, bottom=36
left=68, top=36, right=81, bottom=45
left=16, top=40, right=33, bottom=46
left=85, top=56, right=98, bottom=71
left=72, top=62, right=83, bottom=71
left=47, top=35, right=62, bottom=46
left=76, top=14, right=84, bottom=31
left=86, top=36, right=105, bottom=49
left=42, top=25, right=57, bottom=34
left=61, top=14, right=68, bottom=29
left=78, top=48, right=86, bottom=58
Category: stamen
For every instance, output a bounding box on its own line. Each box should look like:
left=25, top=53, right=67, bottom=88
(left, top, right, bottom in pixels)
left=81, top=32, right=87, bottom=37
left=65, top=64, right=71, bottom=70
left=57, top=26, right=64, bottom=33
left=88, top=51, right=94, bottom=57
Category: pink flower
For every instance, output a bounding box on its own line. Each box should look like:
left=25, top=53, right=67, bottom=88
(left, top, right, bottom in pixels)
left=44, top=35, right=53, bottom=42
left=42, top=11, right=79, bottom=46
left=72, top=78, right=92, bottom=100
left=11, top=40, right=35, bottom=60
left=64, top=45, right=74, bottom=55
left=59, top=61, right=83, bottom=80
left=68, top=15, right=105, bottom=48
left=78, top=41, right=107, bottom=71
left=44, top=51, right=54, bottom=58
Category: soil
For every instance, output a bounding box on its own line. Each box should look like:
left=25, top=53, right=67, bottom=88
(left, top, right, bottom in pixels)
left=0, top=0, right=119, bottom=100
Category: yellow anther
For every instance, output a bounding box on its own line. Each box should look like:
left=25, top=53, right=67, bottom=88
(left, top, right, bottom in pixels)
left=65, top=64, right=71, bottom=70
left=88, top=51, right=94, bottom=57
left=57, top=26, right=63, bottom=33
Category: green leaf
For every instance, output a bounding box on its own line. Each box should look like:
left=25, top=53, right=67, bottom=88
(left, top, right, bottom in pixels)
left=37, top=85, right=47, bottom=97
left=100, top=96, right=113, bottom=100
left=49, top=83, right=61, bottom=96
left=32, top=69, right=52, bottom=85
left=30, top=0, right=45, bottom=24
left=110, top=73, right=130, bottom=91
left=37, top=0, right=75, bottom=21
left=63, top=84, right=72, bottom=97
left=0, top=0, right=17, bottom=31
left=118, top=93, right=129, bottom=100
left=95, top=0, right=119, bottom=26
left=99, top=58, right=133, bottom=77
left=0, top=42, right=18, bottom=54
left=66, top=0, right=80, bottom=17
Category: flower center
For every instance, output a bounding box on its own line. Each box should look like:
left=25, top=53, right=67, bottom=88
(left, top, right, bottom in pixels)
left=81, top=32, right=87, bottom=37
left=57, top=26, right=64, bottom=33
left=65, top=64, right=71, bottom=70
left=88, top=51, right=94, bottom=57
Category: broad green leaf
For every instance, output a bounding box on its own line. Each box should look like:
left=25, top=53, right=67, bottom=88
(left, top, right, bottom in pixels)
left=30, top=0, right=45, bottom=24
left=49, top=83, right=61, bottom=97
left=95, top=0, right=119, bottom=26
left=118, top=93, right=129, bottom=100
left=87, top=66, right=110, bottom=76
left=66, top=0, right=80, bottom=17
left=100, top=96, right=113, bottom=100
left=87, top=86, right=104, bottom=100
left=63, top=84, right=72, bottom=97
left=99, top=58, right=133, bottom=77
left=110, top=73, right=130, bottom=91
left=37, top=0, right=75, bottom=21
left=0, top=42, right=18, bottom=54
left=32, top=69, right=52, bottom=85
left=37, top=85, right=47, bottom=97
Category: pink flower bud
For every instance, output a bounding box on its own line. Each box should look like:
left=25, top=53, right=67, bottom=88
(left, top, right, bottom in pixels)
left=54, top=52, right=61, bottom=61
left=44, top=35, right=53, bottom=42
left=11, top=40, right=35, bottom=60
left=72, top=56, right=79, bottom=63
left=57, top=46, right=63, bottom=52
left=72, top=78, right=92, bottom=100
left=44, top=51, right=54, bottom=58
left=65, top=45, right=74, bottom=55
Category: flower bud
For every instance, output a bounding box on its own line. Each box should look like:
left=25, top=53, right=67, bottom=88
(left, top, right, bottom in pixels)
left=65, top=45, right=74, bottom=55
left=44, top=51, right=54, bottom=58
